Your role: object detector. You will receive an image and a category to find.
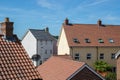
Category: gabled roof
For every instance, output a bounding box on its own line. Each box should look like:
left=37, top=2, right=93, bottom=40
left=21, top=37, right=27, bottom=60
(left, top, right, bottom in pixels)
left=0, top=35, right=42, bottom=80
left=29, top=29, right=56, bottom=41
left=37, top=56, right=104, bottom=80
left=63, top=23, right=120, bottom=47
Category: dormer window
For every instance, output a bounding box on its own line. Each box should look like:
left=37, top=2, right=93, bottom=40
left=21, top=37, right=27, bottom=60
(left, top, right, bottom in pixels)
left=85, top=38, right=90, bottom=43
left=109, top=38, right=114, bottom=43
left=73, top=38, right=79, bottom=43
left=98, top=39, right=104, bottom=43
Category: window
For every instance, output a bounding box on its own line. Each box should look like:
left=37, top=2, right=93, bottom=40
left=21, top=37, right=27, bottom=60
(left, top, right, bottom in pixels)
left=73, top=38, right=79, bottom=43
left=111, top=53, right=115, bottom=59
left=86, top=53, right=91, bottom=59
left=74, top=53, right=79, bottom=60
left=112, top=67, right=116, bottom=72
left=100, top=53, right=104, bottom=59
left=45, top=50, right=47, bottom=54
left=50, top=50, right=52, bottom=54
left=98, top=39, right=104, bottom=43
left=109, top=39, right=114, bottom=43
left=85, top=38, right=90, bottom=43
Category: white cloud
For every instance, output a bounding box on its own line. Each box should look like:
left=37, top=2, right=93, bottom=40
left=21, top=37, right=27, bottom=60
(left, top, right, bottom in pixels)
left=87, top=0, right=108, bottom=7
left=0, top=6, right=44, bottom=18
left=37, top=0, right=60, bottom=10
left=104, top=15, right=119, bottom=21
left=77, top=0, right=108, bottom=9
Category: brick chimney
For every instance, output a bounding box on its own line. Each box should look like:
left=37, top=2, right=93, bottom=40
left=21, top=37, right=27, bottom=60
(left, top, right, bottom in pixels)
left=64, top=18, right=69, bottom=25
left=97, top=19, right=102, bottom=26
left=1, top=17, right=14, bottom=38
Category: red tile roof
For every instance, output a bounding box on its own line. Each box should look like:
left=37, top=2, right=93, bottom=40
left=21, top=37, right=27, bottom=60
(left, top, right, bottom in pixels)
left=54, top=55, right=72, bottom=60
left=0, top=35, right=42, bottom=80
left=37, top=56, right=85, bottom=80
left=63, top=24, right=120, bottom=47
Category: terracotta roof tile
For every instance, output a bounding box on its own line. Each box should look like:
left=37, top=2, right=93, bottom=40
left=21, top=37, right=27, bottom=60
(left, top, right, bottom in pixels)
left=63, top=24, right=120, bottom=47
left=37, top=56, right=85, bottom=80
left=0, top=35, right=42, bottom=80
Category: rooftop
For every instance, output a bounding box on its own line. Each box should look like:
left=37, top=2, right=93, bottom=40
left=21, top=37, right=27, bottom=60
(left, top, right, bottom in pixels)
left=63, top=19, right=120, bottom=47
left=37, top=56, right=85, bottom=80
left=29, top=28, right=56, bottom=41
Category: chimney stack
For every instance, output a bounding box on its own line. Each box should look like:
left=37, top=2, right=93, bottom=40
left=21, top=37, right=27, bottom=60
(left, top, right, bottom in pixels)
left=97, top=19, right=102, bottom=26
left=45, top=27, right=49, bottom=32
left=64, top=18, right=69, bottom=25
left=0, top=17, right=14, bottom=38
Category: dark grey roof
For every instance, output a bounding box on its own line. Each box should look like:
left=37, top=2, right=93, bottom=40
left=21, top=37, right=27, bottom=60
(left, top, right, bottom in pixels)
left=29, top=29, right=56, bottom=40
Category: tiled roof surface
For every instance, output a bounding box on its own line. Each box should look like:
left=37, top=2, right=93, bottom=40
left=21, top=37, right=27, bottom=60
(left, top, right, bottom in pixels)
left=63, top=24, right=120, bottom=47
left=29, top=29, right=56, bottom=40
left=54, top=55, right=72, bottom=60
left=0, top=35, right=42, bottom=80
left=37, top=56, right=85, bottom=80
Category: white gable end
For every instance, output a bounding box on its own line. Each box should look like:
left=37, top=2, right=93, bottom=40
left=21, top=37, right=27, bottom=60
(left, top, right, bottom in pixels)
left=58, top=27, right=70, bottom=55
left=22, top=31, right=37, bottom=58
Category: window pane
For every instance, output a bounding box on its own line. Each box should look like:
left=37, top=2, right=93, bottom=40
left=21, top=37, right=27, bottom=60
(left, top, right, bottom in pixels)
left=98, top=39, right=104, bottom=43
left=73, top=38, right=79, bottom=43
left=111, top=53, right=115, bottom=59
left=109, top=39, right=114, bottom=43
left=85, top=38, right=90, bottom=43
left=74, top=53, right=79, bottom=60
left=100, top=53, right=104, bottom=59
left=87, top=53, right=91, bottom=59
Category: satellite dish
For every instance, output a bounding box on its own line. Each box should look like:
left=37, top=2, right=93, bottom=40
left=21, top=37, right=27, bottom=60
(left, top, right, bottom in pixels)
left=32, top=54, right=41, bottom=61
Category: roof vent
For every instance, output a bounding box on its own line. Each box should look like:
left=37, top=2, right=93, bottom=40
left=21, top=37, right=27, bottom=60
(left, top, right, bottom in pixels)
left=97, top=19, right=102, bottom=26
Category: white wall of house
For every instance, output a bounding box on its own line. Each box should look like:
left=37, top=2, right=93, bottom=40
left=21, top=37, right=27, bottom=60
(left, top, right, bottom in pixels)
left=22, top=31, right=37, bottom=58
left=37, top=40, right=53, bottom=64
left=58, top=27, right=70, bottom=55
left=22, top=30, right=57, bottom=66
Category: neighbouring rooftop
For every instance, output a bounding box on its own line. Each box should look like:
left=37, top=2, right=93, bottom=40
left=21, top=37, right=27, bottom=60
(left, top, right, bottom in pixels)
left=63, top=19, right=120, bottom=47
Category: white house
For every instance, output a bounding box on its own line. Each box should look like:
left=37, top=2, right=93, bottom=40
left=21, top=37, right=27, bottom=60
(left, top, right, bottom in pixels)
left=22, top=27, right=57, bottom=66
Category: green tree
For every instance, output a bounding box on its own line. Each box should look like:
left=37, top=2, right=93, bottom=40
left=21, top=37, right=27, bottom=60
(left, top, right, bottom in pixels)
left=94, top=60, right=112, bottom=72
left=105, top=72, right=116, bottom=80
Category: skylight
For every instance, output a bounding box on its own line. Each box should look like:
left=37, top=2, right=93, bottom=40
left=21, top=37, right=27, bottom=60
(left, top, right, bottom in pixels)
left=73, top=38, right=79, bottom=43
left=98, top=39, right=104, bottom=43
left=109, top=38, right=114, bottom=43
left=85, top=38, right=90, bottom=43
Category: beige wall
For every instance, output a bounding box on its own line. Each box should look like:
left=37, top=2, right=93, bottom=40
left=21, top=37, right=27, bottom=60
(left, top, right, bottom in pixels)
left=117, top=56, right=120, bottom=80
left=97, top=47, right=119, bottom=66
left=58, top=27, right=70, bottom=55
left=70, top=47, right=120, bottom=68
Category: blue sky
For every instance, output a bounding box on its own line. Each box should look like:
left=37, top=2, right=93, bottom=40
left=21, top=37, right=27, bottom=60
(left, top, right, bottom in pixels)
left=0, top=0, right=120, bottom=39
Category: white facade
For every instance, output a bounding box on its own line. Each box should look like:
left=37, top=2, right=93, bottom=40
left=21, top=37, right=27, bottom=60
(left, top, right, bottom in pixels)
left=37, top=40, right=53, bottom=64
left=22, top=31, right=37, bottom=58
left=58, top=27, right=70, bottom=55
left=22, top=29, right=56, bottom=66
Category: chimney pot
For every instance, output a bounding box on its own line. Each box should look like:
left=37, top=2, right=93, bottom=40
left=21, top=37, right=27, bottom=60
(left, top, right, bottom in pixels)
left=64, top=18, right=69, bottom=25
left=5, top=17, right=9, bottom=22
left=97, top=19, right=102, bottom=26
left=45, top=27, right=49, bottom=32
